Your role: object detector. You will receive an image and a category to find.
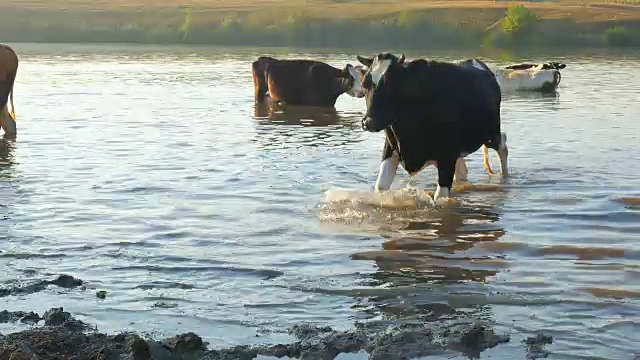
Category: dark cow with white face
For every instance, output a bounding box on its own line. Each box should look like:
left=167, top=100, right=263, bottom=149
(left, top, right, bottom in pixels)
left=252, top=56, right=365, bottom=107
left=356, top=53, right=509, bottom=201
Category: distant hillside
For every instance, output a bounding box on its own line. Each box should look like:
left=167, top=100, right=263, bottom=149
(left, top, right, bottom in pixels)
left=1, top=0, right=639, bottom=48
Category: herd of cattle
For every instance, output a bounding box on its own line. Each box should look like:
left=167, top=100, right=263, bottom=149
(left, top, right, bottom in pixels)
left=0, top=43, right=567, bottom=202
left=252, top=54, right=566, bottom=201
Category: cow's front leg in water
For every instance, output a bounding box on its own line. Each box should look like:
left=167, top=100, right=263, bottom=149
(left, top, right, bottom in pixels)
left=434, top=157, right=457, bottom=202
left=375, top=143, right=399, bottom=192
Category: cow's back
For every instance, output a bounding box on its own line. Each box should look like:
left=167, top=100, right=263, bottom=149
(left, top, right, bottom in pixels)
left=266, top=60, right=313, bottom=103
left=453, top=63, right=502, bottom=153
left=401, top=61, right=499, bottom=118
left=390, top=61, right=501, bottom=170
left=265, top=60, right=341, bottom=105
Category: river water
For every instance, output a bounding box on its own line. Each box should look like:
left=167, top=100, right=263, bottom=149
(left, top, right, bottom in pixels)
left=0, top=43, right=639, bottom=359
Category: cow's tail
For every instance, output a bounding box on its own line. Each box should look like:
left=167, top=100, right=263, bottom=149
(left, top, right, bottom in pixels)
left=482, top=144, right=495, bottom=175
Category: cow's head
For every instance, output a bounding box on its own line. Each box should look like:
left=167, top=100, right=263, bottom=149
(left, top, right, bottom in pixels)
left=359, top=53, right=406, bottom=132
left=548, top=62, right=566, bottom=70
left=342, top=64, right=367, bottom=98
left=536, top=62, right=566, bottom=71
left=357, top=53, right=405, bottom=86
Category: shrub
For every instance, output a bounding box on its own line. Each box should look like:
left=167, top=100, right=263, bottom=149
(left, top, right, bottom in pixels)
left=179, top=8, right=192, bottom=39
left=502, top=4, right=539, bottom=37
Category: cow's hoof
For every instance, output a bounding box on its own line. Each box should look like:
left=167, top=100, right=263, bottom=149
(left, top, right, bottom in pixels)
left=433, top=196, right=456, bottom=207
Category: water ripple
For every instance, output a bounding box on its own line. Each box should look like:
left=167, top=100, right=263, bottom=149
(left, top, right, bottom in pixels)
left=0, top=45, right=639, bottom=358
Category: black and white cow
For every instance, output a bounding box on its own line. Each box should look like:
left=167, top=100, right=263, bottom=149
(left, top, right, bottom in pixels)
left=356, top=53, right=509, bottom=201
left=504, top=62, right=566, bottom=71
left=496, top=61, right=566, bottom=92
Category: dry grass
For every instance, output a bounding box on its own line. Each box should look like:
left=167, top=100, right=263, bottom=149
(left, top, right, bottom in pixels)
left=2, top=0, right=640, bottom=24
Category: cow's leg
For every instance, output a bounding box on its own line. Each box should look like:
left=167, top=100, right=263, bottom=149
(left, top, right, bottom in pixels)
left=0, top=76, right=16, bottom=138
left=435, top=157, right=456, bottom=201
left=0, top=104, right=16, bottom=137
left=374, top=142, right=399, bottom=192
left=252, top=64, right=268, bottom=103
left=453, top=157, right=468, bottom=182
left=497, top=132, right=509, bottom=176
left=483, top=131, right=509, bottom=177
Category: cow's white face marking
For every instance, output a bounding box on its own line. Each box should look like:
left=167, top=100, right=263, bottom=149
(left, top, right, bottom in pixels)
left=369, top=57, right=392, bottom=85
left=374, top=152, right=399, bottom=192
left=345, top=65, right=365, bottom=98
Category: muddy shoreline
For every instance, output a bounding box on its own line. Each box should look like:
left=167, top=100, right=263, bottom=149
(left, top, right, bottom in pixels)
left=0, top=275, right=554, bottom=359
left=0, top=306, right=557, bottom=360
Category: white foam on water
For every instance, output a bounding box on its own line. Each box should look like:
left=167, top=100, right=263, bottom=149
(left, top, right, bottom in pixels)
left=315, top=180, right=510, bottom=224
left=316, top=185, right=463, bottom=224
left=325, top=186, right=436, bottom=209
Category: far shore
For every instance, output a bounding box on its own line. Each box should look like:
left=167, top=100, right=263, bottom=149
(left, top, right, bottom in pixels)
left=1, top=1, right=640, bottom=51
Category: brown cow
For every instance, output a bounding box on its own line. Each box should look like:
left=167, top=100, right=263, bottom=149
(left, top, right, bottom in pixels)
left=0, top=44, right=18, bottom=138
left=251, top=56, right=365, bottom=107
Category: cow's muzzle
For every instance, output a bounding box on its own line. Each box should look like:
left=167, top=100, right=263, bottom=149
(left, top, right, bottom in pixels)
left=361, top=115, right=387, bottom=132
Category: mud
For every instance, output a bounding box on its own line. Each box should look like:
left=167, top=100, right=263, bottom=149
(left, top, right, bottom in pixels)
left=0, top=308, right=513, bottom=360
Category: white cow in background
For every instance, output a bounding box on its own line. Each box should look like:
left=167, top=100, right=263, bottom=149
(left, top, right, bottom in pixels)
left=494, top=62, right=566, bottom=92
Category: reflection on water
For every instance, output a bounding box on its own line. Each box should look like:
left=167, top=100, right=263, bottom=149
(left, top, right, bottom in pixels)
left=0, top=139, right=16, bottom=254
left=0, top=139, right=15, bottom=171
left=503, top=89, right=560, bottom=101
left=251, top=102, right=365, bottom=151
left=363, top=205, right=506, bottom=284
left=253, top=102, right=350, bottom=127
left=320, top=184, right=510, bottom=332
left=0, top=44, right=639, bottom=359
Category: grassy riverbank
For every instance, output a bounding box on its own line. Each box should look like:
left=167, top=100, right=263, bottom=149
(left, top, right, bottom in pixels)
left=1, top=0, right=640, bottom=49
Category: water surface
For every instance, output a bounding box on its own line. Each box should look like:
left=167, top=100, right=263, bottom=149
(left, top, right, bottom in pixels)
left=1, top=43, right=639, bottom=359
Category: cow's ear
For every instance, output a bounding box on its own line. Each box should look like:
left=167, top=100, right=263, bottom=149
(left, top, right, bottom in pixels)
left=357, top=55, right=373, bottom=67
left=342, top=64, right=353, bottom=76
left=398, top=54, right=406, bottom=64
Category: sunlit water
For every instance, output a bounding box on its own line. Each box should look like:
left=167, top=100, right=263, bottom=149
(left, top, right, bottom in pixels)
left=1, top=43, right=639, bottom=359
